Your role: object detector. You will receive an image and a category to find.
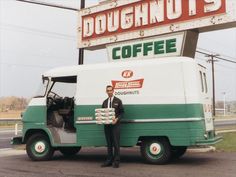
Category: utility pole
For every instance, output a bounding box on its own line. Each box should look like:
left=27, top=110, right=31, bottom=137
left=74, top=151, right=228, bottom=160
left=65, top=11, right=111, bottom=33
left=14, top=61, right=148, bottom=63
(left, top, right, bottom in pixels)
left=206, top=54, right=219, bottom=116
left=222, top=92, right=226, bottom=116
left=78, top=0, right=85, bottom=65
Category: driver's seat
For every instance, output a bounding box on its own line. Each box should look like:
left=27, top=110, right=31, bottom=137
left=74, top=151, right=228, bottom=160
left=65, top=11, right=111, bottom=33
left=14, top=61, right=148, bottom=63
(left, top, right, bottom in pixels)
left=58, top=97, right=75, bottom=131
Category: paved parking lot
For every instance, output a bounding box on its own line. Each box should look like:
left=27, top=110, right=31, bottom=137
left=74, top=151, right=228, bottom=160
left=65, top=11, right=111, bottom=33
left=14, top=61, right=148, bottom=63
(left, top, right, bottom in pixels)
left=0, top=147, right=235, bottom=177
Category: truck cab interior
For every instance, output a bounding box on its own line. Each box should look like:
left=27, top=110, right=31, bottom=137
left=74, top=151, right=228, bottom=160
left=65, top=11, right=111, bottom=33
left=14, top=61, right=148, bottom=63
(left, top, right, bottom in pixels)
left=46, top=76, right=77, bottom=132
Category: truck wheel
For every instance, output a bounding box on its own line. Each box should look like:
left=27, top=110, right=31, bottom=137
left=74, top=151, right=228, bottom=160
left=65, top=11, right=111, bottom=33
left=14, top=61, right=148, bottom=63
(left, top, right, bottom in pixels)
left=59, top=147, right=81, bottom=156
left=140, top=138, right=171, bottom=164
left=26, top=133, right=54, bottom=161
left=171, top=146, right=187, bottom=159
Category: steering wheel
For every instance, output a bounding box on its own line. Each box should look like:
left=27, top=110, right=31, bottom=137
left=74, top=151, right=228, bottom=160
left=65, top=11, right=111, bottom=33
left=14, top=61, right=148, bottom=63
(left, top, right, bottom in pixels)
left=49, top=91, right=60, bottom=99
left=47, top=91, right=60, bottom=106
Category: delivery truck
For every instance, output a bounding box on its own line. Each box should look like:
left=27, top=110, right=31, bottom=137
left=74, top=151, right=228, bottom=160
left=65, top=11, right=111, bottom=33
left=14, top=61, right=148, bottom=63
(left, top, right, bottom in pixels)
left=12, top=57, right=222, bottom=164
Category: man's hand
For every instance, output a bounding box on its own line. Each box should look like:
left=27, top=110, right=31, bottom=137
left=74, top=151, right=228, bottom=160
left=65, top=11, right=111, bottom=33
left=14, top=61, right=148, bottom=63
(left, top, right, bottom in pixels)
left=112, top=117, right=118, bottom=125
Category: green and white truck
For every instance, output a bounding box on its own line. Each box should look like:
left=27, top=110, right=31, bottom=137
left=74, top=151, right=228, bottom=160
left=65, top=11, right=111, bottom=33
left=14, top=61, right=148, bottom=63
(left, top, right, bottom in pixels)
left=12, top=57, right=222, bottom=164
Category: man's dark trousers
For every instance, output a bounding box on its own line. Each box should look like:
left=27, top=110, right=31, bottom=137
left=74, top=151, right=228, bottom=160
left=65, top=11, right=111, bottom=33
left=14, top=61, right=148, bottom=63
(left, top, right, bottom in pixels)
left=104, top=123, right=120, bottom=163
left=102, top=96, right=124, bottom=164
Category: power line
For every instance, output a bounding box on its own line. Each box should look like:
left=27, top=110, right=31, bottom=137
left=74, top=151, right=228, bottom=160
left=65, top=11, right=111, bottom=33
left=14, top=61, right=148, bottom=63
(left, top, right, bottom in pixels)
left=198, top=47, right=236, bottom=61
left=0, top=48, right=76, bottom=62
left=196, top=57, right=236, bottom=70
left=216, top=63, right=236, bottom=70
left=196, top=57, right=207, bottom=61
left=15, top=0, right=78, bottom=11
left=0, top=23, right=76, bottom=40
left=0, top=62, right=52, bottom=69
left=15, top=0, right=85, bottom=65
left=196, top=50, right=236, bottom=64
left=214, top=55, right=236, bottom=64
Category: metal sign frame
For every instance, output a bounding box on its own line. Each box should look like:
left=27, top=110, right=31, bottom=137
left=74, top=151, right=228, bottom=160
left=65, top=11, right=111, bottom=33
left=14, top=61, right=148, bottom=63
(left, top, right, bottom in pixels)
left=78, top=0, right=236, bottom=50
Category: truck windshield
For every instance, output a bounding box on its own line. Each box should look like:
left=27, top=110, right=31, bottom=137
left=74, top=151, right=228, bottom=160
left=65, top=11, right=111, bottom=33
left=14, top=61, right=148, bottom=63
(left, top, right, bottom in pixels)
left=34, top=78, right=49, bottom=98
left=49, top=76, right=77, bottom=98
left=49, top=82, right=76, bottom=98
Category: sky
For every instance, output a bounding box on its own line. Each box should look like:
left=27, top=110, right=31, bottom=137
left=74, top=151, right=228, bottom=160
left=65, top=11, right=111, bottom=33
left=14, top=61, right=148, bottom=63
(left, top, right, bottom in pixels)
left=0, top=0, right=236, bottom=102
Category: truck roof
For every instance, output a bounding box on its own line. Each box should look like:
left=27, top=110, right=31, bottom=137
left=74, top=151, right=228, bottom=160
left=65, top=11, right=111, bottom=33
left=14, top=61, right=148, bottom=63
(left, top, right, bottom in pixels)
left=43, top=57, right=197, bottom=77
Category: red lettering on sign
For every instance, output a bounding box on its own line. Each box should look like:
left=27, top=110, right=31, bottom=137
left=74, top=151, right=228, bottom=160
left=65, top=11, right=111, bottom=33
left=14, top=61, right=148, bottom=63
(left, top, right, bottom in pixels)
left=81, top=0, right=226, bottom=40
left=112, top=79, right=144, bottom=89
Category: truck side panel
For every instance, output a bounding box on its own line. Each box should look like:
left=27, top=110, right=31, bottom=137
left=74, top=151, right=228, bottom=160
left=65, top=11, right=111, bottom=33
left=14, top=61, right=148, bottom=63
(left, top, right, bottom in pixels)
left=75, top=103, right=205, bottom=146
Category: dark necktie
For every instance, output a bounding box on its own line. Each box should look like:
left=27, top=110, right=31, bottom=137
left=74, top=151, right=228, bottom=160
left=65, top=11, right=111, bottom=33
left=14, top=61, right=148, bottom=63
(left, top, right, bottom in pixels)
left=109, top=98, right=112, bottom=108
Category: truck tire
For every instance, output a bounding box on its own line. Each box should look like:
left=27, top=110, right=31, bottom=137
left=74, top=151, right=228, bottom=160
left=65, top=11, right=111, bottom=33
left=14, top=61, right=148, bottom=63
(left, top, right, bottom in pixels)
left=171, top=146, right=187, bottom=159
left=26, top=133, right=54, bottom=161
left=140, top=138, right=171, bottom=164
left=59, top=147, right=81, bottom=156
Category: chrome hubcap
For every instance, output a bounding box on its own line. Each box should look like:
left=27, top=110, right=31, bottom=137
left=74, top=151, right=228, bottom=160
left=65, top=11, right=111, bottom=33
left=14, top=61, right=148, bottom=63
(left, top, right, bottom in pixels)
left=149, top=143, right=161, bottom=155
left=34, top=142, right=46, bottom=153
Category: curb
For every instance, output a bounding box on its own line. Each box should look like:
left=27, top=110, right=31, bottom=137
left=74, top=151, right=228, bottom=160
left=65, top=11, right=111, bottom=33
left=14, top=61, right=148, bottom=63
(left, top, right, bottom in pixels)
left=187, top=146, right=216, bottom=153
left=0, top=148, right=25, bottom=157
left=216, top=129, right=236, bottom=133
left=214, top=118, right=236, bottom=122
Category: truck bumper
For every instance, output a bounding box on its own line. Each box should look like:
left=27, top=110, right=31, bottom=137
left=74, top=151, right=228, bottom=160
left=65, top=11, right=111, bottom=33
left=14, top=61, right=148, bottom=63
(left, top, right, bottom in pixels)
left=195, top=136, right=223, bottom=146
left=11, top=136, right=23, bottom=145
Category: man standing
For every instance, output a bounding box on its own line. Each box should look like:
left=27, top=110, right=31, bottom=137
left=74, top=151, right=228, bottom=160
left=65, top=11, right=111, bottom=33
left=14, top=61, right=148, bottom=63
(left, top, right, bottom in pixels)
left=101, top=85, right=124, bottom=168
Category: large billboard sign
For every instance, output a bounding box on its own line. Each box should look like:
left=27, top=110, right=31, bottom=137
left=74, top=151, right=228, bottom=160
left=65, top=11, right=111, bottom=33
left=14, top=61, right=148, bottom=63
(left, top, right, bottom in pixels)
left=78, top=0, right=236, bottom=49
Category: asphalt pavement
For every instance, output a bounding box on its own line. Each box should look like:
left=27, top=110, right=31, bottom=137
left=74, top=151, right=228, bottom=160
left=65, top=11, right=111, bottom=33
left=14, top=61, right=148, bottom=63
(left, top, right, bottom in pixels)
left=0, top=128, right=21, bottom=149
left=214, top=118, right=236, bottom=127
left=0, top=147, right=235, bottom=177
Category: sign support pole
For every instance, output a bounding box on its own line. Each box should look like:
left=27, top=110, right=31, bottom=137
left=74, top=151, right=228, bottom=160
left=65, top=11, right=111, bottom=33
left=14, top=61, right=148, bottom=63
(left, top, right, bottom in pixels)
left=78, top=0, right=85, bottom=65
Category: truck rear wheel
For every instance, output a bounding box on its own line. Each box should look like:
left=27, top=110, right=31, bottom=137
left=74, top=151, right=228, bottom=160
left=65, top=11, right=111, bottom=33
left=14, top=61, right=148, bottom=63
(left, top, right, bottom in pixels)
left=140, top=138, right=171, bottom=164
left=59, top=147, right=81, bottom=156
left=26, top=133, right=54, bottom=161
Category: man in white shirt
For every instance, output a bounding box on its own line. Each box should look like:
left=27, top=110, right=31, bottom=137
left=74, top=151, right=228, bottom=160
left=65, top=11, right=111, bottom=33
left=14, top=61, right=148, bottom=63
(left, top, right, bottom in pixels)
left=101, top=85, right=124, bottom=168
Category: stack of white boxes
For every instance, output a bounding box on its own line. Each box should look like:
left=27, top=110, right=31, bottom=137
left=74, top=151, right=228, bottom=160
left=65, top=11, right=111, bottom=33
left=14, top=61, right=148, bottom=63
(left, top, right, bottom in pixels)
left=95, top=108, right=115, bottom=124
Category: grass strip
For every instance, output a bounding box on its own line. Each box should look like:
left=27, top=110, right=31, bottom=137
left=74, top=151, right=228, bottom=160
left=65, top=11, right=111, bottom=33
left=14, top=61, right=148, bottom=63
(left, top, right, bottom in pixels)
left=214, top=132, right=236, bottom=152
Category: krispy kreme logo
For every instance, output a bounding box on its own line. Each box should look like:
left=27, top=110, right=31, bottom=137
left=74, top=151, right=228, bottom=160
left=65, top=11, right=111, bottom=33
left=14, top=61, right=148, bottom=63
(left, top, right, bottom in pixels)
left=82, top=0, right=226, bottom=40
left=122, top=70, right=133, bottom=78
left=112, top=70, right=144, bottom=89
left=112, top=79, right=144, bottom=89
